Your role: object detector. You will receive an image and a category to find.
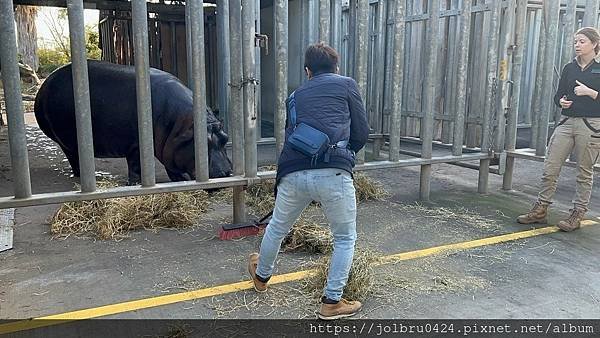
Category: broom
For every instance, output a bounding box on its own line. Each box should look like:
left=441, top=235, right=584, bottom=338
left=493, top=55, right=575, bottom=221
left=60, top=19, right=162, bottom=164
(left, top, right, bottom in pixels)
left=218, top=210, right=273, bottom=240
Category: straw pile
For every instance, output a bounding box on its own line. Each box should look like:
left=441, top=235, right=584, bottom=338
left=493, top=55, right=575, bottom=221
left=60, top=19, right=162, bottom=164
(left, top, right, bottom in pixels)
left=305, top=248, right=379, bottom=301
left=352, top=172, right=389, bottom=202
left=282, top=219, right=333, bottom=254
left=51, top=183, right=210, bottom=240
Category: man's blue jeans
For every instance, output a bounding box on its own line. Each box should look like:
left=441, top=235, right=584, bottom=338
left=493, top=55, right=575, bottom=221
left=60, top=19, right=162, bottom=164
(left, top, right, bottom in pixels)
left=256, top=168, right=357, bottom=302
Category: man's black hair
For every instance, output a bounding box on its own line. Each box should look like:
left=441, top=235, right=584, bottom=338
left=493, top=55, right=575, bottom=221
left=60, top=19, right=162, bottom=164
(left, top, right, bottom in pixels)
left=304, top=42, right=339, bottom=74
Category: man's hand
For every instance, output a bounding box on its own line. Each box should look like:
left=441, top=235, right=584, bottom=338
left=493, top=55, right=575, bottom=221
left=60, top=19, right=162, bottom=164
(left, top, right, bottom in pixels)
left=574, top=80, right=594, bottom=97
left=560, top=95, right=573, bottom=109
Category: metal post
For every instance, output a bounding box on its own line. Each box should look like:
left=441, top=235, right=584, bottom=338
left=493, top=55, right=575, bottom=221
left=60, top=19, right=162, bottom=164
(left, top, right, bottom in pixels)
left=503, top=0, right=528, bottom=191
left=185, top=3, right=193, bottom=90
left=254, top=0, right=262, bottom=139
left=495, top=0, right=516, bottom=153
left=355, top=0, right=369, bottom=163
left=536, top=0, right=560, bottom=156
left=131, top=0, right=156, bottom=187
left=420, top=0, right=440, bottom=201
left=189, top=0, right=209, bottom=182
left=331, top=0, right=343, bottom=52
left=372, top=0, right=387, bottom=158
left=478, top=0, right=501, bottom=195
left=561, top=1, right=577, bottom=70
left=389, top=0, right=405, bottom=162
left=230, top=0, right=245, bottom=222
left=583, top=0, right=599, bottom=27
left=319, top=0, right=331, bottom=43
left=275, top=0, right=288, bottom=160
left=242, top=0, right=258, bottom=178
left=347, top=0, right=357, bottom=78
left=66, top=0, right=96, bottom=193
left=530, top=9, right=545, bottom=151
left=217, top=0, right=231, bottom=131
left=0, top=0, right=31, bottom=198
left=452, top=0, right=472, bottom=156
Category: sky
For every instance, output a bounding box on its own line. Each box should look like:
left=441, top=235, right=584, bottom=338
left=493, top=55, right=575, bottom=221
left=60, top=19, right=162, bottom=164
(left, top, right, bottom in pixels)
left=35, top=7, right=99, bottom=47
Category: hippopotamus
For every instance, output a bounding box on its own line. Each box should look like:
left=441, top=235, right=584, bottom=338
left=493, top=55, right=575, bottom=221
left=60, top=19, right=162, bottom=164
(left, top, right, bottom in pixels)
left=34, top=60, right=232, bottom=184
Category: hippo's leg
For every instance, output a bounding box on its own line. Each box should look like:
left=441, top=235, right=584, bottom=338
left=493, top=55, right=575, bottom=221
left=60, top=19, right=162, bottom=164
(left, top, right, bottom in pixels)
left=125, top=147, right=142, bottom=185
left=166, top=169, right=187, bottom=182
left=60, top=146, right=80, bottom=177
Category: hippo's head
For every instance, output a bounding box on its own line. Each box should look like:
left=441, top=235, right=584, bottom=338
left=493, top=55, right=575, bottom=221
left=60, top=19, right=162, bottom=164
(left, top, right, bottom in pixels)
left=160, top=109, right=233, bottom=181
left=206, top=120, right=233, bottom=178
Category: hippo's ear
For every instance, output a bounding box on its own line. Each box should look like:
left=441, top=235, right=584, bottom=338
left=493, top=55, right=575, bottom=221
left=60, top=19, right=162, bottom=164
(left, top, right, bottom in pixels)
left=160, top=115, right=194, bottom=171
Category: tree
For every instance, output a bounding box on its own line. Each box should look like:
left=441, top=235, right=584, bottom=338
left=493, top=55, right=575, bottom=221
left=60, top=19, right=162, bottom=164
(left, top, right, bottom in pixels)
left=15, top=5, right=39, bottom=71
left=42, top=8, right=71, bottom=59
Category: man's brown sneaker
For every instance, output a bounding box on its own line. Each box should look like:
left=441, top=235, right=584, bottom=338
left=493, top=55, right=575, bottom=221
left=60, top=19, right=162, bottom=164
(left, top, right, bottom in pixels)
left=557, top=208, right=585, bottom=232
left=517, top=201, right=549, bottom=224
left=317, top=298, right=362, bottom=320
left=247, top=253, right=268, bottom=293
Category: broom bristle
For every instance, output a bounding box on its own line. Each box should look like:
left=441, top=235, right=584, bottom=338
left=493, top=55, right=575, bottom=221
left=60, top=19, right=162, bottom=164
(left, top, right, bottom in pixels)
left=218, top=225, right=265, bottom=240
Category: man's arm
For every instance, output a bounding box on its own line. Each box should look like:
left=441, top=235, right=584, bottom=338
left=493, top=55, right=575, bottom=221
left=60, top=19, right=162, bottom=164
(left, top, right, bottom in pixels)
left=347, top=79, right=369, bottom=152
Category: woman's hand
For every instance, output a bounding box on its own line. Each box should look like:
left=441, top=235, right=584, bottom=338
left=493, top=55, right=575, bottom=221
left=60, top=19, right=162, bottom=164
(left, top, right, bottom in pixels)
left=574, top=80, right=596, bottom=98
left=559, top=95, right=573, bottom=109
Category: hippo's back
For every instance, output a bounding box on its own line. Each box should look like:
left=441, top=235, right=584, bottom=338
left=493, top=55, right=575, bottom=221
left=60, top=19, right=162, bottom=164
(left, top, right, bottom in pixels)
left=34, top=61, right=151, bottom=157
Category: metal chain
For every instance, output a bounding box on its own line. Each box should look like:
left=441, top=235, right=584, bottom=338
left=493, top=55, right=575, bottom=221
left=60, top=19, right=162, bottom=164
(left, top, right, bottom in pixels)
left=228, top=77, right=260, bottom=90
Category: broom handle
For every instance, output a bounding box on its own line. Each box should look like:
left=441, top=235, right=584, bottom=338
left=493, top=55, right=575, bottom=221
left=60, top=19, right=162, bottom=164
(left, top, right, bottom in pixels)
left=258, top=210, right=273, bottom=223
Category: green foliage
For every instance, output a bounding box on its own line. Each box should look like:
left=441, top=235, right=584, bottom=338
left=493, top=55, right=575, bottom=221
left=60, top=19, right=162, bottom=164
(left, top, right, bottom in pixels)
left=85, top=25, right=102, bottom=60
left=38, top=48, right=69, bottom=75
left=37, top=24, right=102, bottom=76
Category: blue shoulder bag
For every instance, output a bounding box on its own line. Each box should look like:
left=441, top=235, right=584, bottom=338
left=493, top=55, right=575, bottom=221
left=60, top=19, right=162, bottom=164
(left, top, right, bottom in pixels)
left=287, top=92, right=331, bottom=157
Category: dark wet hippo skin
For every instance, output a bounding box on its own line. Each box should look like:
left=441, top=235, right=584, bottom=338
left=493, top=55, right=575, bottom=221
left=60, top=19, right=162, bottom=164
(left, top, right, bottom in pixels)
left=34, top=60, right=232, bottom=185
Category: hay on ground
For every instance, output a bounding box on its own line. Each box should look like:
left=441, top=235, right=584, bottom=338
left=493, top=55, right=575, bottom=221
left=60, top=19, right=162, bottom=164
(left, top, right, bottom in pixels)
left=51, top=183, right=210, bottom=240
left=352, top=172, right=389, bottom=202
left=246, top=179, right=277, bottom=216
left=305, top=248, right=379, bottom=301
left=282, top=219, right=333, bottom=254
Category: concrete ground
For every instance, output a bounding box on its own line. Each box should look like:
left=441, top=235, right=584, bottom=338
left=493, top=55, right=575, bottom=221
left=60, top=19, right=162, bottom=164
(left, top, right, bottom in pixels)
left=0, top=116, right=599, bottom=336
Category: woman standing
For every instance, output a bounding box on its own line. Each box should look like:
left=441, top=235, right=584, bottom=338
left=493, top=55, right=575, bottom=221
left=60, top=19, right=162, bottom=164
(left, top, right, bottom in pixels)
left=517, top=27, right=600, bottom=231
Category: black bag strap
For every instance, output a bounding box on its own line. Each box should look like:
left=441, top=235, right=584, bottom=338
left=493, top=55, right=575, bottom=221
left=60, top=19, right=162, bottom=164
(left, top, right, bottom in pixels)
left=583, top=118, right=600, bottom=133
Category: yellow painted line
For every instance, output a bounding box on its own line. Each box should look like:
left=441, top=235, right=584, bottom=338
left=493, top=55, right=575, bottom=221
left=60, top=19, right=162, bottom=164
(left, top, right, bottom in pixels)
left=379, top=219, right=596, bottom=264
left=1, top=220, right=597, bottom=334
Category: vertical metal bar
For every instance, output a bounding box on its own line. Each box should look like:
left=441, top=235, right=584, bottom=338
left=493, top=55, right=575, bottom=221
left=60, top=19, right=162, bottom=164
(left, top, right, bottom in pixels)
left=189, top=0, right=209, bottom=182
left=355, top=0, right=369, bottom=163
left=131, top=0, right=156, bottom=187
left=561, top=1, right=577, bottom=70
left=419, top=0, right=440, bottom=201
left=478, top=0, right=500, bottom=195
left=481, top=0, right=500, bottom=154
left=373, top=0, right=387, bottom=139
left=495, top=0, right=515, bottom=153
left=583, top=0, right=599, bottom=27
left=185, top=2, right=193, bottom=89
left=229, top=0, right=245, bottom=222
left=389, top=0, right=405, bottom=162
left=0, top=0, right=31, bottom=199
left=452, top=0, right=472, bottom=156
left=170, top=21, right=178, bottom=76
left=331, top=0, right=343, bottom=52
left=503, top=0, right=528, bottom=191
left=319, top=0, right=331, bottom=43
left=217, top=0, right=231, bottom=131
left=254, top=0, right=262, bottom=139
left=67, top=0, right=96, bottom=193
left=242, top=0, right=258, bottom=178
left=348, top=0, right=357, bottom=78
left=275, top=0, right=288, bottom=160
left=530, top=8, right=544, bottom=150
left=536, top=0, right=560, bottom=156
